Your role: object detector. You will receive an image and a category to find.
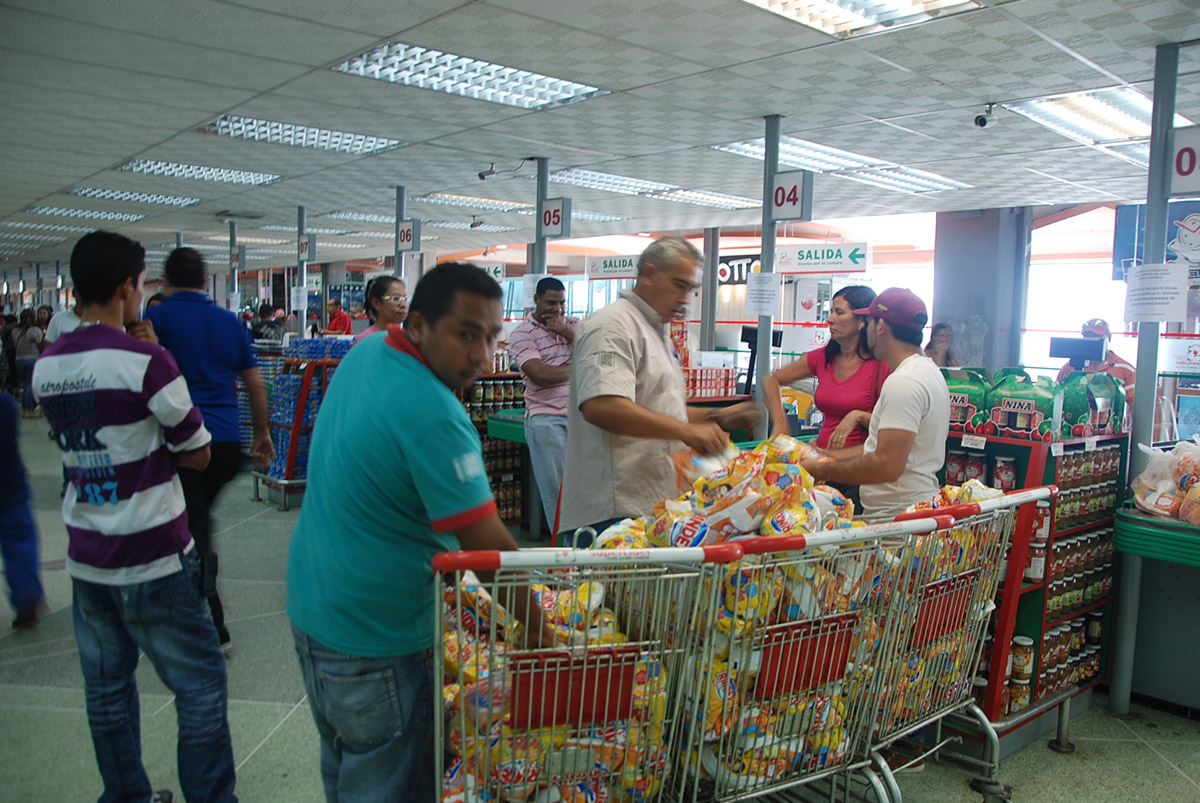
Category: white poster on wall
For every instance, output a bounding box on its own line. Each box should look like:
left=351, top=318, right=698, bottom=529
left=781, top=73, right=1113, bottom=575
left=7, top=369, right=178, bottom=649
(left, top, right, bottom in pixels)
left=745, top=272, right=781, bottom=317
left=522, top=273, right=549, bottom=309
left=1161, top=338, right=1200, bottom=374
left=1125, top=262, right=1188, bottom=323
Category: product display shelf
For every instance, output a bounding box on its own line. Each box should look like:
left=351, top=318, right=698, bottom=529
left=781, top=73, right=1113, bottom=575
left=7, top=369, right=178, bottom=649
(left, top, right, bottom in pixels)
left=459, top=373, right=528, bottom=528
left=942, top=431, right=1128, bottom=727
left=236, top=347, right=283, bottom=459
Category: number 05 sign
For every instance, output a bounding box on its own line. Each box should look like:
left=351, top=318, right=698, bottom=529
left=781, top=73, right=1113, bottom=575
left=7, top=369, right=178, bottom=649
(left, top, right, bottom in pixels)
left=1170, top=126, right=1200, bottom=196
left=540, top=198, right=572, bottom=239
left=770, top=170, right=813, bottom=222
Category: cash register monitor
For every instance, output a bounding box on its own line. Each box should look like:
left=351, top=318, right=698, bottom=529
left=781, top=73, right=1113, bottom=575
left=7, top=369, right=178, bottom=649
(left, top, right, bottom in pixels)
left=1049, top=336, right=1107, bottom=370
left=740, top=325, right=783, bottom=394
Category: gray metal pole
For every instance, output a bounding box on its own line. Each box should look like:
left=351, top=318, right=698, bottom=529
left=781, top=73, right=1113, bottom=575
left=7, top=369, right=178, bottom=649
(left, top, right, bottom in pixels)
left=1110, top=41, right=1180, bottom=718
left=534, top=157, right=549, bottom=275
left=395, top=186, right=407, bottom=283
left=753, top=115, right=782, bottom=439
left=700, top=227, right=720, bottom=351
left=228, top=220, right=239, bottom=308
left=175, top=233, right=183, bottom=249
left=298, top=205, right=308, bottom=338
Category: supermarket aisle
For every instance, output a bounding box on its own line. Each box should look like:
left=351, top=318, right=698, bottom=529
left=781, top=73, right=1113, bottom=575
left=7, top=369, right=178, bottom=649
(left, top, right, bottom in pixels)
left=3, top=414, right=1200, bottom=801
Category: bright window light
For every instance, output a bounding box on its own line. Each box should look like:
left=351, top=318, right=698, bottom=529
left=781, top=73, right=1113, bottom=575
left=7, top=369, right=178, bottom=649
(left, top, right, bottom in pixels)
left=416, top=193, right=534, bottom=212
left=66, top=187, right=202, bottom=207
left=26, top=206, right=145, bottom=222
left=548, top=168, right=677, bottom=196
left=332, top=42, right=608, bottom=110
left=117, top=159, right=281, bottom=186
left=1, top=221, right=93, bottom=232
left=738, top=0, right=983, bottom=39
left=835, top=166, right=972, bottom=193
left=715, top=136, right=887, bottom=172
left=258, top=225, right=354, bottom=236
left=319, top=210, right=396, bottom=224
left=198, top=114, right=404, bottom=156
left=649, top=189, right=762, bottom=209
left=1003, top=87, right=1194, bottom=147
left=423, top=220, right=521, bottom=232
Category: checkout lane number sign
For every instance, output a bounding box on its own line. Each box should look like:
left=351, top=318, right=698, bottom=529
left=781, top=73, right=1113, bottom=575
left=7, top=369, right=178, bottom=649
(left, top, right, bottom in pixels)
left=1171, top=126, right=1200, bottom=197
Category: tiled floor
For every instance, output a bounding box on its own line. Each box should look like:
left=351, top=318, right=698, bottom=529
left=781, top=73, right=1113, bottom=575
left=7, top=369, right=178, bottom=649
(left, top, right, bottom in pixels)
left=4, top=414, right=1200, bottom=801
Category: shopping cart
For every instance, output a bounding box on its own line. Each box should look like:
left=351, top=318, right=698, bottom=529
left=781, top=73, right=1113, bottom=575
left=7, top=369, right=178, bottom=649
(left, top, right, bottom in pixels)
left=864, top=486, right=1058, bottom=803
left=664, top=515, right=958, bottom=803
left=433, top=542, right=743, bottom=802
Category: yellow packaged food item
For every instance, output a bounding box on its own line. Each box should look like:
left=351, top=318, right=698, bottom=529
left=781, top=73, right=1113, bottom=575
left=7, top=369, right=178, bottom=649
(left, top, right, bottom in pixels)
left=647, top=508, right=712, bottom=549
left=723, top=564, right=782, bottom=622
left=754, top=433, right=830, bottom=465
left=705, top=486, right=773, bottom=541
left=489, top=727, right=557, bottom=802
left=1180, top=485, right=1200, bottom=525
left=613, top=745, right=670, bottom=802
left=443, top=631, right=498, bottom=684
left=672, top=441, right=740, bottom=492
left=811, top=483, right=854, bottom=525
left=694, top=452, right=767, bottom=508
left=595, top=519, right=651, bottom=550
left=554, top=581, right=605, bottom=629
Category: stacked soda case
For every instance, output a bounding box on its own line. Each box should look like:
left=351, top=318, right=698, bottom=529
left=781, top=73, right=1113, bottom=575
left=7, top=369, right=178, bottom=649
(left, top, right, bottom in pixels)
left=236, top=349, right=283, bottom=457
left=265, top=339, right=350, bottom=482
left=285, top=337, right=353, bottom=361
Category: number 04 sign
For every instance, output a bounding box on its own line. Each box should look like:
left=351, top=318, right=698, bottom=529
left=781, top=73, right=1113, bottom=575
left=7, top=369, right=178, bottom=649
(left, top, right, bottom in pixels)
left=540, top=198, right=572, bottom=239
left=770, top=170, right=813, bottom=222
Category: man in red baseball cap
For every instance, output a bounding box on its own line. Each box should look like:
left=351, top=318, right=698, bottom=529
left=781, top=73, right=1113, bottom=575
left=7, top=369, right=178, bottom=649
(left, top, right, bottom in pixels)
left=801, top=287, right=950, bottom=518
left=1055, top=319, right=1136, bottom=406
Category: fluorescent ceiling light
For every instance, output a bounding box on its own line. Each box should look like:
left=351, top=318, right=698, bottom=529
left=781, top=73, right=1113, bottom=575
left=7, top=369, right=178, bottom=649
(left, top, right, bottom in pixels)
left=1102, top=141, right=1151, bottom=169
left=198, top=114, right=404, bottom=156
left=66, top=187, right=202, bottom=207
left=319, top=210, right=396, bottom=224
left=515, top=209, right=629, bottom=222
left=548, top=168, right=677, bottom=196
left=344, top=230, right=395, bottom=239
left=117, top=158, right=281, bottom=186
left=423, top=220, right=521, bottom=233
left=1, top=222, right=93, bottom=232
left=0, top=232, right=68, bottom=242
left=202, top=235, right=289, bottom=245
left=0, top=250, right=23, bottom=257
left=1003, top=87, right=1194, bottom=147
left=649, top=189, right=761, bottom=209
left=835, top=165, right=972, bottom=193
left=26, top=206, right=145, bottom=222
left=258, top=225, right=354, bottom=236
left=416, top=193, right=534, bottom=212
left=332, top=42, right=607, bottom=110
left=738, top=0, right=984, bottom=39
left=715, top=136, right=887, bottom=172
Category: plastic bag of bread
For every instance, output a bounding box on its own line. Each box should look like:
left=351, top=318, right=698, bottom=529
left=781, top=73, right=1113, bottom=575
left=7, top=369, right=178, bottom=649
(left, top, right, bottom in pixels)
left=1179, top=485, right=1200, bottom=525
left=1132, top=442, right=1181, bottom=516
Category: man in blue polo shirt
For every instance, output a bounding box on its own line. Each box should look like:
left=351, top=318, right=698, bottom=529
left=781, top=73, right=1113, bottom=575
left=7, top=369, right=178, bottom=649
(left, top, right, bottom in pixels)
left=145, top=248, right=274, bottom=654
left=287, top=262, right=553, bottom=803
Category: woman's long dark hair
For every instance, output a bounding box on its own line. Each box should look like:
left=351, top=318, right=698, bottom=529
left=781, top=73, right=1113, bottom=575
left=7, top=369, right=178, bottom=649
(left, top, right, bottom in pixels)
left=364, top=275, right=403, bottom=324
left=823, top=285, right=876, bottom=366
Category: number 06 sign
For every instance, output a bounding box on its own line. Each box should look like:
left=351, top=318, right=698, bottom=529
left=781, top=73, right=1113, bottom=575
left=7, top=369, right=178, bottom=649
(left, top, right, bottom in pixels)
left=540, top=198, right=572, bottom=239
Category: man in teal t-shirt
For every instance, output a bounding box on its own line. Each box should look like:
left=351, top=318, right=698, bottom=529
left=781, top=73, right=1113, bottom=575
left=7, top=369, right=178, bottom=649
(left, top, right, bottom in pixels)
left=287, top=262, right=551, bottom=803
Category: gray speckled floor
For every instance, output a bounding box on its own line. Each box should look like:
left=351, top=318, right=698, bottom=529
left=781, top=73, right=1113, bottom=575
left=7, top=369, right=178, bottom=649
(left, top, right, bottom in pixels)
left=4, top=414, right=1198, bottom=802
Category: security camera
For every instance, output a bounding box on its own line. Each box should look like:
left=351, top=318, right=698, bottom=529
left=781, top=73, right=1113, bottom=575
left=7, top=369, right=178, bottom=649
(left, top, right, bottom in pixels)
left=469, top=216, right=484, bottom=229
left=478, top=163, right=496, bottom=181
left=974, top=104, right=996, bottom=129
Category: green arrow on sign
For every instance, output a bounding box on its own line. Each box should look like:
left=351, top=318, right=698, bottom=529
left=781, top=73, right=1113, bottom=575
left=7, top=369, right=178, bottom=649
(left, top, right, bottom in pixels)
left=849, top=247, right=864, bottom=265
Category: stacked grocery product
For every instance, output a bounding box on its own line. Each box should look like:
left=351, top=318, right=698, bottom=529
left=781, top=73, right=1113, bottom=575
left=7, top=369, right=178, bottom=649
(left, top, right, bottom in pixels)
left=681, top=367, right=739, bottom=400
left=457, top=374, right=525, bottom=426
left=944, top=366, right=1126, bottom=442
left=265, top=338, right=351, bottom=482
left=1131, top=438, right=1200, bottom=522
left=237, top=348, right=283, bottom=457
left=481, top=435, right=525, bottom=523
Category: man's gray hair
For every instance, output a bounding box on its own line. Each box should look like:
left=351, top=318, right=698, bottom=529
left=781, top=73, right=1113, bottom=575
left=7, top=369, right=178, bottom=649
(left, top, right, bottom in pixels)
left=637, top=236, right=702, bottom=275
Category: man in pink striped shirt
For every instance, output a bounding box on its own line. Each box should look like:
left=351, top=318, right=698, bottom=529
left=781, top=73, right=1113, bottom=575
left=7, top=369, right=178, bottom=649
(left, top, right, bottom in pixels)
left=508, top=277, right=578, bottom=535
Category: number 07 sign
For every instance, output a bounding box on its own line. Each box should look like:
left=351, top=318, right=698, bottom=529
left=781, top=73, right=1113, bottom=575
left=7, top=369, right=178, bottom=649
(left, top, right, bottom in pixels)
left=770, top=170, right=813, bottom=222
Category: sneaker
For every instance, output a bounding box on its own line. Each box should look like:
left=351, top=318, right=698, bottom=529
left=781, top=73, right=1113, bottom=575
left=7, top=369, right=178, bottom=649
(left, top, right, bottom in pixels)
left=153, top=790, right=175, bottom=803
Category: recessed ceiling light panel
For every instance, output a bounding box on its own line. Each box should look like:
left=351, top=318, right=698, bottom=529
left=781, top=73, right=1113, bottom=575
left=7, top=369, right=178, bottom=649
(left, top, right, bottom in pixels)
left=739, top=0, right=984, bottom=39
left=319, top=210, right=397, bottom=224
left=649, top=189, right=762, bottom=209
left=117, top=159, right=281, bottom=186
left=258, top=225, right=354, bottom=236
left=26, top=206, right=146, bottom=222
left=198, top=114, right=404, bottom=156
left=1, top=222, right=94, bottom=233
left=1003, top=87, right=1194, bottom=146
left=0, top=232, right=69, bottom=242
left=332, top=42, right=608, bottom=110
left=416, top=192, right=534, bottom=212
left=66, top=187, right=202, bottom=207
left=423, top=220, right=521, bottom=232
left=836, top=165, right=972, bottom=194
left=548, top=168, right=677, bottom=196
left=715, top=136, right=888, bottom=172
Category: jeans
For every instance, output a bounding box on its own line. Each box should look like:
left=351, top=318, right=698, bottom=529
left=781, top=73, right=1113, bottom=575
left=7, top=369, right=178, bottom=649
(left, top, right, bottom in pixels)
left=0, top=491, right=44, bottom=615
left=178, top=441, right=242, bottom=644
left=525, top=414, right=568, bottom=533
left=291, top=622, right=436, bottom=803
left=17, top=357, right=36, bottom=411
left=73, top=550, right=237, bottom=803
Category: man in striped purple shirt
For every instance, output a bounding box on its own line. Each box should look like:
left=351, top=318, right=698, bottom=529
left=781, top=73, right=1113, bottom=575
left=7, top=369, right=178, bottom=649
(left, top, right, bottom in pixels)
left=508, top=277, right=579, bottom=535
left=34, top=231, right=238, bottom=803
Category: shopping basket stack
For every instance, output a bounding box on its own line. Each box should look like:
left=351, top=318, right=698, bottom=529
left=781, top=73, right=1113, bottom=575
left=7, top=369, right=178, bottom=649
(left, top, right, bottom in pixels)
left=665, top=517, right=956, bottom=803
left=433, top=544, right=742, bottom=803
left=864, top=486, right=1057, bottom=802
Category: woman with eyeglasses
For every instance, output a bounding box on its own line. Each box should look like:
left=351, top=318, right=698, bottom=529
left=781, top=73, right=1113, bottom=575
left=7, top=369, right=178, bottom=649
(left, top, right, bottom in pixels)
left=354, top=276, right=408, bottom=344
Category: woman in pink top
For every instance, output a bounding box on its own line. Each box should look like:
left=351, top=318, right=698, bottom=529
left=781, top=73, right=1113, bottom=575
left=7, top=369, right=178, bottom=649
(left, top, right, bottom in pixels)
left=353, top=276, right=408, bottom=344
left=762, top=285, right=889, bottom=512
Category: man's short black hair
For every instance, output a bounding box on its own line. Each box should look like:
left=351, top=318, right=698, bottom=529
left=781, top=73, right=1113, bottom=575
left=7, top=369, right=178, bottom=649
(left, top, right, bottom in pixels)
left=883, top=319, right=924, bottom=346
left=70, top=230, right=146, bottom=307
left=536, top=277, right=565, bottom=296
left=408, top=262, right=503, bottom=328
left=259, top=302, right=275, bottom=317
left=163, top=247, right=207, bottom=289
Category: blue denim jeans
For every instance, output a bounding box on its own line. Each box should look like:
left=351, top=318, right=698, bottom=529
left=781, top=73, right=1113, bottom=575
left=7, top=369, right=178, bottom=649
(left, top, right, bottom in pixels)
left=0, top=492, right=44, bottom=615
left=73, top=550, right=237, bottom=803
left=525, top=414, right=568, bottom=532
left=291, top=621, right=436, bottom=803
left=17, top=357, right=36, bottom=411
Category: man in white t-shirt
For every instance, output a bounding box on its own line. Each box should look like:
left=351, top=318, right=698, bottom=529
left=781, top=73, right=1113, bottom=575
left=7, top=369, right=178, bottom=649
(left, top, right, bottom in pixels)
left=44, top=305, right=81, bottom=344
left=801, top=287, right=949, bottom=519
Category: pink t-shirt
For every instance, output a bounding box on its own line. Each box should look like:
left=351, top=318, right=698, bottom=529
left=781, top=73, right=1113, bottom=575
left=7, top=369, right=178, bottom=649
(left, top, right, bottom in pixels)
left=509, top=316, right=579, bottom=417
left=805, top=347, right=890, bottom=449
left=353, top=324, right=384, bottom=345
